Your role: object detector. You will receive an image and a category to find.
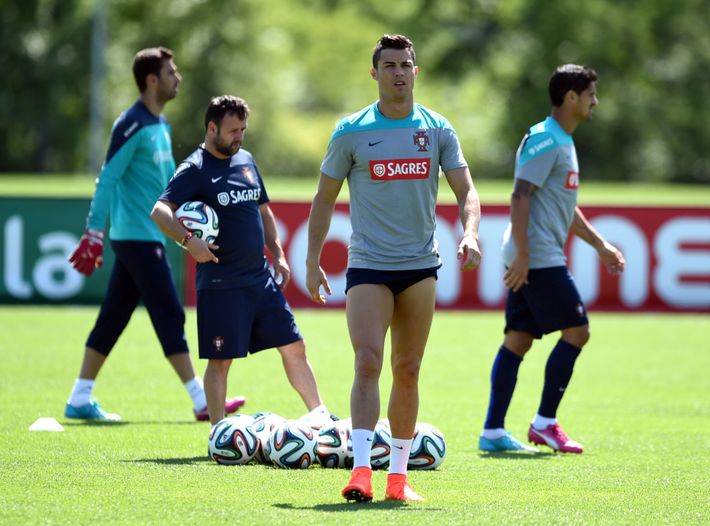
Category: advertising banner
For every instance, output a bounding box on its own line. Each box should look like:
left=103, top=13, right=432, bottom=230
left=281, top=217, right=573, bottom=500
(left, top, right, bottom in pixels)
left=2, top=197, right=707, bottom=311
left=0, top=197, right=184, bottom=304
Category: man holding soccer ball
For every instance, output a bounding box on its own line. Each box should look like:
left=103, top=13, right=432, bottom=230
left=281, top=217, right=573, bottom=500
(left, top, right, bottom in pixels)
left=479, top=65, right=625, bottom=454
left=152, top=95, right=332, bottom=425
left=306, top=35, right=482, bottom=502
left=65, top=47, right=244, bottom=422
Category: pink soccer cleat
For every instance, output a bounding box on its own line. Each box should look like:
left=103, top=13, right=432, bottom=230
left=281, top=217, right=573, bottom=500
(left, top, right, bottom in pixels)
left=194, top=396, right=247, bottom=421
left=528, top=423, right=584, bottom=453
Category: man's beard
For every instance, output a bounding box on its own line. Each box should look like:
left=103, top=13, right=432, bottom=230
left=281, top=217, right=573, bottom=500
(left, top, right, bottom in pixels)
left=215, top=139, right=239, bottom=157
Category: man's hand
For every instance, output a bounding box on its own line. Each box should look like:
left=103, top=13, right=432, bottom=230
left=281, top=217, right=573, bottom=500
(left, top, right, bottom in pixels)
left=598, top=241, right=625, bottom=275
left=272, top=256, right=291, bottom=289
left=185, top=237, right=219, bottom=264
left=457, top=235, right=482, bottom=271
left=504, top=253, right=529, bottom=292
left=306, top=263, right=331, bottom=305
left=69, top=229, right=104, bottom=276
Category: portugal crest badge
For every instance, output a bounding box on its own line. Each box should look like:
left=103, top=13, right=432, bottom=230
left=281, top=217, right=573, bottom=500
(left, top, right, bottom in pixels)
left=413, top=130, right=430, bottom=152
left=241, top=165, right=256, bottom=184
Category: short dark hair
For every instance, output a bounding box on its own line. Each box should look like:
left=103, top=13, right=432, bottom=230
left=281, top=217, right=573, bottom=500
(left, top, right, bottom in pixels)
left=204, top=95, right=250, bottom=130
left=133, top=47, right=173, bottom=92
left=372, top=34, right=416, bottom=69
left=548, top=64, right=598, bottom=106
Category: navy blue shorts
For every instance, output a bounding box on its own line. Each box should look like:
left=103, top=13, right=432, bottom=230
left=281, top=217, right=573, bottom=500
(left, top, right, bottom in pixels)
left=505, top=266, right=588, bottom=339
left=345, top=266, right=440, bottom=295
left=87, top=240, right=188, bottom=357
left=196, top=276, right=302, bottom=360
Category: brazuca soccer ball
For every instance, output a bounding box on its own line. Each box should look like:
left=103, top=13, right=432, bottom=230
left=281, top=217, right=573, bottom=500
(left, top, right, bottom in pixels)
left=317, top=419, right=353, bottom=468
left=408, top=422, right=446, bottom=470
left=251, top=412, right=287, bottom=465
left=371, top=418, right=392, bottom=469
left=208, top=414, right=258, bottom=465
left=267, top=420, right=318, bottom=469
left=175, top=201, right=219, bottom=244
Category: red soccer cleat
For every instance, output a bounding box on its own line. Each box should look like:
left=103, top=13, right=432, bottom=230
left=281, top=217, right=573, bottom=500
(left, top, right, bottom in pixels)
left=341, top=467, right=373, bottom=502
left=384, top=473, right=424, bottom=502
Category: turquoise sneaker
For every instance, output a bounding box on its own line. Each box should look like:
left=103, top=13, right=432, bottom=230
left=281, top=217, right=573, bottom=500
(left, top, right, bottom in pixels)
left=479, top=432, right=538, bottom=452
left=65, top=400, right=121, bottom=421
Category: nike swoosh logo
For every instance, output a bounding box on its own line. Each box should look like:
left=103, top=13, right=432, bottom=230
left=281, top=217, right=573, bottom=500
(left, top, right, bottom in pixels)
left=211, top=177, right=222, bottom=183
left=366, top=438, right=373, bottom=442
left=368, top=140, right=383, bottom=147
left=393, top=445, right=404, bottom=450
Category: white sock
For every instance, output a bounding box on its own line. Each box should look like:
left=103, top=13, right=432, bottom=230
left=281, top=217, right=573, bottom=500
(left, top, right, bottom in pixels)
left=184, top=377, right=207, bottom=411
left=532, top=414, right=557, bottom=430
left=482, top=428, right=507, bottom=440
left=352, top=428, right=375, bottom=469
left=389, top=437, right=412, bottom=475
left=306, top=404, right=329, bottom=418
left=68, top=379, right=94, bottom=406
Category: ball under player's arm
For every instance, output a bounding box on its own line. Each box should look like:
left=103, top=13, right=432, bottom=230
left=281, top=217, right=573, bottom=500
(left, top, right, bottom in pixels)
left=259, top=203, right=290, bottom=289
left=150, top=199, right=219, bottom=263
left=305, top=172, right=344, bottom=305
left=444, top=166, right=482, bottom=271
left=571, top=206, right=625, bottom=274
left=505, top=178, right=537, bottom=292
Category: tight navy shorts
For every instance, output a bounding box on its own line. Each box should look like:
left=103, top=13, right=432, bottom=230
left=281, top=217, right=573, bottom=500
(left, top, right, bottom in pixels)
left=505, top=266, right=589, bottom=339
left=345, top=266, right=440, bottom=295
left=196, top=276, right=302, bottom=360
left=87, top=240, right=188, bottom=357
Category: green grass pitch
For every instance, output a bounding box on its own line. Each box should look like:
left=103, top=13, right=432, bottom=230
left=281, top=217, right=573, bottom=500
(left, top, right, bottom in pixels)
left=0, top=306, right=708, bottom=524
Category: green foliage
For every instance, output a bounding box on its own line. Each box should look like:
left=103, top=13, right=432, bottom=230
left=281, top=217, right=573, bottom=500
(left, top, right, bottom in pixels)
left=0, top=307, right=708, bottom=523
left=1, top=0, right=709, bottom=182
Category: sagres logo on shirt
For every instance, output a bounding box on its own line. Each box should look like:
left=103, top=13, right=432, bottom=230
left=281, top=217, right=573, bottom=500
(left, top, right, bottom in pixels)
left=565, top=171, right=580, bottom=189
left=369, top=158, right=431, bottom=180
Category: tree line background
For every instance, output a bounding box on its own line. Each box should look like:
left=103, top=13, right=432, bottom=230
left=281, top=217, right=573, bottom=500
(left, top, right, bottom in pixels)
left=1, top=0, right=708, bottom=183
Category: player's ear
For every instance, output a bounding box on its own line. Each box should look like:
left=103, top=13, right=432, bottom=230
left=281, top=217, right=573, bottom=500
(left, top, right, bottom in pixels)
left=370, top=67, right=377, bottom=81
left=414, top=65, right=420, bottom=78
left=145, top=72, right=158, bottom=90
left=565, top=89, right=578, bottom=105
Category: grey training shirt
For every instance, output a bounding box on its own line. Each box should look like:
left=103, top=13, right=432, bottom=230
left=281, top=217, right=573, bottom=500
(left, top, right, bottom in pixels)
left=502, top=116, right=580, bottom=269
left=321, top=101, right=467, bottom=270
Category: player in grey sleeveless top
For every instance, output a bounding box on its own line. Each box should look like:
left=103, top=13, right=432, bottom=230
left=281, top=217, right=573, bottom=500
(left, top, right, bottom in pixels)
left=307, top=34, right=481, bottom=502
left=480, top=65, right=625, bottom=455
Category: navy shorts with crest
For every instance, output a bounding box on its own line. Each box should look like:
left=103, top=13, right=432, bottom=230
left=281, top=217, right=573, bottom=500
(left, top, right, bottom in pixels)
left=196, top=275, right=302, bottom=360
left=505, top=266, right=589, bottom=339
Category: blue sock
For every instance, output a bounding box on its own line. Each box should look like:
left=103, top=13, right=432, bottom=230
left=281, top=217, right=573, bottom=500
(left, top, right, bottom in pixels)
left=538, top=339, right=582, bottom=418
left=484, top=346, right=522, bottom=429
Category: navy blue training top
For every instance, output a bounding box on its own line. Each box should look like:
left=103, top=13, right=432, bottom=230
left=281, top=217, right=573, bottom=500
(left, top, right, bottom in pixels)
left=160, top=145, right=270, bottom=290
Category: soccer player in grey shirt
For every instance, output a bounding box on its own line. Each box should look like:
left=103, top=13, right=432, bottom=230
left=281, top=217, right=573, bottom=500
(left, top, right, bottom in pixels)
left=479, top=65, right=625, bottom=454
left=306, top=34, right=481, bottom=502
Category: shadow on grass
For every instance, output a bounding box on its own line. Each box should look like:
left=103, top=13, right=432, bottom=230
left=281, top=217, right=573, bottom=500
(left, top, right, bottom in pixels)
left=478, top=451, right=555, bottom=460
left=62, top=420, right=203, bottom=427
left=122, top=456, right=209, bottom=465
left=123, top=457, right=278, bottom=467
left=273, top=502, right=443, bottom=513
left=62, top=420, right=129, bottom=427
